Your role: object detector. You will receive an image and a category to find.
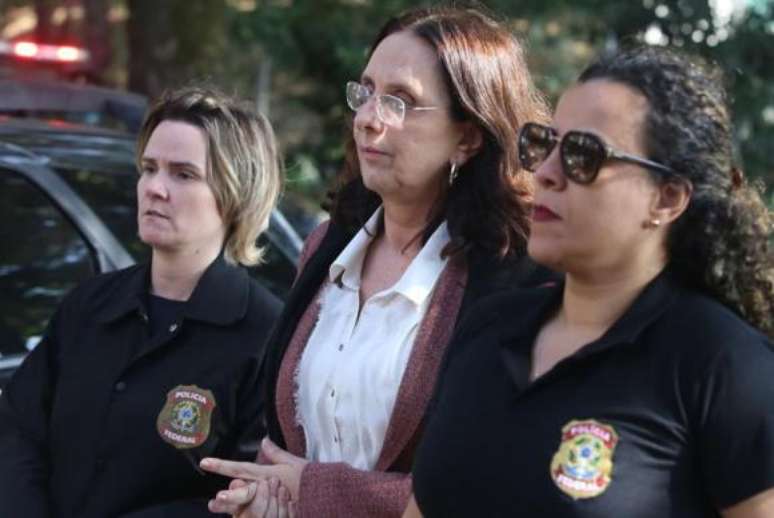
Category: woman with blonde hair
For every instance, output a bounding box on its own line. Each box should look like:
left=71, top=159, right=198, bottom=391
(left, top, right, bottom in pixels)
left=0, top=86, right=284, bottom=517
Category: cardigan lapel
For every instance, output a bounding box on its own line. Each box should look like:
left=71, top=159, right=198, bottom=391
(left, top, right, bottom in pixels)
left=274, top=287, right=324, bottom=457
left=375, top=255, right=468, bottom=471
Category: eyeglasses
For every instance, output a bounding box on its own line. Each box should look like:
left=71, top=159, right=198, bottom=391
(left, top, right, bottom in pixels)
left=518, top=122, right=677, bottom=184
left=346, top=81, right=438, bottom=127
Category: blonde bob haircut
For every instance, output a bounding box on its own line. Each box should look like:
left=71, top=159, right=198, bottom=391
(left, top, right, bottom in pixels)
left=136, top=86, right=282, bottom=266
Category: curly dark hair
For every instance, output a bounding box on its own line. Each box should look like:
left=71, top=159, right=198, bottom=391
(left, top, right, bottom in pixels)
left=579, top=45, right=773, bottom=335
left=328, top=4, right=549, bottom=260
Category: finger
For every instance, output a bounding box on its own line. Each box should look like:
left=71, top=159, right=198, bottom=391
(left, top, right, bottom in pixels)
left=230, top=478, right=249, bottom=490
left=261, top=437, right=305, bottom=466
left=201, top=458, right=272, bottom=480
left=212, top=481, right=257, bottom=508
left=267, top=477, right=280, bottom=497
left=239, top=479, right=270, bottom=518
left=288, top=500, right=297, bottom=518
left=264, top=486, right=279, bottom=518
left=208, top=495, right=241, bottom=515
left=277, top=486, right=290, bottom=518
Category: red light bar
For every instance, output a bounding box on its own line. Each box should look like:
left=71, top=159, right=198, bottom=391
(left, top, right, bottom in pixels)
left=13, top=41, right=38, bottom=58
left=55, top=46, right=82, bottom=62
left=0, top=40, right=90, bottom=64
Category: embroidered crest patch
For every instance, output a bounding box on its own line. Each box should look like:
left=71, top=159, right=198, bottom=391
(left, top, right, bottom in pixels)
left=550, top=419, right=619, bottom=500
left=156, top=385, right=216, bottom=449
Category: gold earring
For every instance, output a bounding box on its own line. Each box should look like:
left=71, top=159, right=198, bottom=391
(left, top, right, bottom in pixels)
left=449, top=162, right=459, bottom=186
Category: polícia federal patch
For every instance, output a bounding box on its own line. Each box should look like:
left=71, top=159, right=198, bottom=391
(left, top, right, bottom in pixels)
left=156, top=385, right=216, bottom=450
left=550, top=419, right=618, bottom=500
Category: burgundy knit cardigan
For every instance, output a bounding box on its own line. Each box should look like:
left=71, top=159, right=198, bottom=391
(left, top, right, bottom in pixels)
left=269, top=221, right=468, bottom=517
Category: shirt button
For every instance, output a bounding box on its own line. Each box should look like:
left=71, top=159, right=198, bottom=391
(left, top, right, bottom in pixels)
left=338, top=344, right=344, bottom=351
left=333, top=436, right=339, bottom=443
left=114, top=381, right=127, bottom=392
left=169, top=323, right=178, bottom=333
left=330, top=389, right=335, bottom=398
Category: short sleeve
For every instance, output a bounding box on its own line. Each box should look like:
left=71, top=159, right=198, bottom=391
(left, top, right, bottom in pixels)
left=695, top=328, right=774, bottom=509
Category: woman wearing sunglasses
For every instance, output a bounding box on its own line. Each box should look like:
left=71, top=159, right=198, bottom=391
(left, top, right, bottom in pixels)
left=405, top=46, right=773, bottom=517
left=200, top=5, right=551, bottom=517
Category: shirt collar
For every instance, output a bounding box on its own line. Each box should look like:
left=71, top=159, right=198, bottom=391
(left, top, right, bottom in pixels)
left=391, top=221, right=450, bottom=306
left=328, top=206, right=451, bottom=307
left=329, top=207, right=382, bottom=290
left=498, top=267, right=682, bottom=353
left=97, top=253, right=250, bottom=325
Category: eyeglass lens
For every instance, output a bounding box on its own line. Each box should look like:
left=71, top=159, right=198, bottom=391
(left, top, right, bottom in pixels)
left=346, top=81, right=405, bottom=125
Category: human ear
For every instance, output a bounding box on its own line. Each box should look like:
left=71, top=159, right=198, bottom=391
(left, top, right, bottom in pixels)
left=649, top=178, right=693, bottom=225
left=453, top=121, right=484, bottom=165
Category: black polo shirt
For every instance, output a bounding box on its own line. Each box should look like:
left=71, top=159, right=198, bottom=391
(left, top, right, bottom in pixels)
left=413, top=270, right=774, bottom=517
left=0, top=255, right=281, bottom=518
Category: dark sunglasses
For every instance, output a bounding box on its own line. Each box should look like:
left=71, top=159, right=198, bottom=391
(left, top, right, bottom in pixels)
left=518, top=122, right=677, bottom=184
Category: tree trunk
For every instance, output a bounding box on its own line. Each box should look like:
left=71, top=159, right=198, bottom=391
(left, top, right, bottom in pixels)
left=82, top=0, right=111, bottom=83
left=127, top=0, right=227, bottom=98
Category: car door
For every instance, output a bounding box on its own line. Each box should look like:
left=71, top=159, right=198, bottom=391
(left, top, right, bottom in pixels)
left=0, top=157, right=130, bottom=388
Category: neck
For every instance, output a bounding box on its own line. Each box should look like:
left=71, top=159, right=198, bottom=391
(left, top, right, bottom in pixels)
left=561, top=257, right=666, bottom=332
left=380, top=199, right=436, bottom=254
left=149, top=245, right=220, bottom=301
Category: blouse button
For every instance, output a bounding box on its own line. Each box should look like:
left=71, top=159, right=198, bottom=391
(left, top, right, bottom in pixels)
left=330, top=389, right=335, bottom=398
left=169, top=323, right=178, bottom=333
left=338, top=344, right=344, bottom=351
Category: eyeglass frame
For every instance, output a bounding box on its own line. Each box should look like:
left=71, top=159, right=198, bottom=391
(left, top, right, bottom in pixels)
left=346, top=81, right=439, bottom=126
left=518, top=122, right=678, bottom=185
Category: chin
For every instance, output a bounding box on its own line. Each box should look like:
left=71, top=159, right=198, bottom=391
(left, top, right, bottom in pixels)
left=527, top=239, right=567, bottom=273
left=138, top=229, right=172, bottom=250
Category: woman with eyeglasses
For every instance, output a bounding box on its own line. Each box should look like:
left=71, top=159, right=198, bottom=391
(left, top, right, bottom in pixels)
left=404, top=45, right=773, bottom=517
left=200, top=5, right=552, bottom=517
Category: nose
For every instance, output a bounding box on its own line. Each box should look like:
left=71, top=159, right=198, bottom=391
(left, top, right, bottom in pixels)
left=353, top=96, right=383, bottom=134
left=533, top=147, right=566, bottom=191
left=139, top=169, right=169, bottom=200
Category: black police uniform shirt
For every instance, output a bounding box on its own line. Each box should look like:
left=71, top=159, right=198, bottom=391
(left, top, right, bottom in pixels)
left=412, top=269, right=774, bottom=517
left=0, top=254, right=281, bottom=518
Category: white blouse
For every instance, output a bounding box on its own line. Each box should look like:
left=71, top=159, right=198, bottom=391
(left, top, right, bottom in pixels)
left=295, top=208, right=450, bottom=470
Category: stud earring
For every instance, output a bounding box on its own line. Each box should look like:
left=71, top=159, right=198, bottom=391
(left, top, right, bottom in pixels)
left=643, top=218, right=661, bottom=229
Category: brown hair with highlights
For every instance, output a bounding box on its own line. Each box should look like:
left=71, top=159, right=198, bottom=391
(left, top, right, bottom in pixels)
left=330, top=4, right=549, bottom=260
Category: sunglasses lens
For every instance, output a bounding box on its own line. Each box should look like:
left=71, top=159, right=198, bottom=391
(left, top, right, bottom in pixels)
left=519, top=123, right=555, bottom=172
left=562, top=132, right=605, bottom=184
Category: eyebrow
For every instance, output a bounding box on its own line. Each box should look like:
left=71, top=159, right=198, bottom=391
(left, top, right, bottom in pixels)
left=141, top=157, right=204, bottom=172
left=360, top=73, right=420, bottom=95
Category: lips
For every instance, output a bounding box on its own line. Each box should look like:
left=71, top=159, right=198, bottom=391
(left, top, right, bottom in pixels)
left=532, top=204, right=561, bottom=222
left=144, top=209, right=169, bottom=219
left=359, top=145, right=389, bottom=158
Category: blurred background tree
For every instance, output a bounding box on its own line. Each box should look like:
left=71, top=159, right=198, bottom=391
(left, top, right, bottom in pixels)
left=1, top=0, right=771, bottom=211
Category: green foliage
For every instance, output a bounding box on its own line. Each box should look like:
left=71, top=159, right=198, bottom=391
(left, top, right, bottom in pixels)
left=218, top=0, right=773, bottom=203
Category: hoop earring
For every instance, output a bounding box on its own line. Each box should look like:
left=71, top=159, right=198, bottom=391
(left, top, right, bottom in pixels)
left=449, top=162, right=458, bottom=186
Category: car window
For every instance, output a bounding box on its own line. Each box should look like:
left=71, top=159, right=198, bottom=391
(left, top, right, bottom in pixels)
left=0, top=168, right=95, bottom=359
left=55, top=166, right=149, bottom=262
